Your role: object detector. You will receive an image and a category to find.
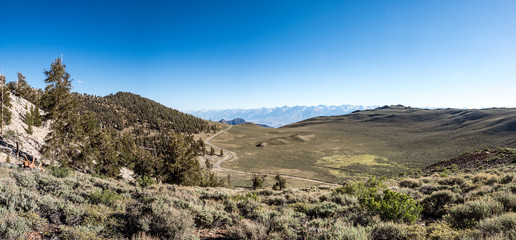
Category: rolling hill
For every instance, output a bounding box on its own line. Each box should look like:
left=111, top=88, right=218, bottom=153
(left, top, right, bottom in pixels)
left=211, top=105, right=516, bottom=182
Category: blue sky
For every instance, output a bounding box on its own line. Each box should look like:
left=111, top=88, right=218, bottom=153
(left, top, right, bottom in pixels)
left=1, top=0, right=515, bottom=111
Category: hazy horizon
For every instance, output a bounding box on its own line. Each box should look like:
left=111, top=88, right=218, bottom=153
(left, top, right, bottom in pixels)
left=1, top=0, right=515, bottom=111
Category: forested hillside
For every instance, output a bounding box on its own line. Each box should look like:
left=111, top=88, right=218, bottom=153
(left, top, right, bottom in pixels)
left=0, top=58, right=222, bottom=189
left=77, top=92, right=210, bottom=134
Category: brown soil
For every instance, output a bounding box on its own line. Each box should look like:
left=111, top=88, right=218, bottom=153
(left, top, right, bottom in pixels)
left=424, top=149, right=516, bottom=172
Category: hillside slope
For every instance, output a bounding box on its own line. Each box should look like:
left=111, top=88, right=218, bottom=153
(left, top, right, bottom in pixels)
left=0, top=93, right=50, bottom=163
left=211, top=106, right=516, bottom=182
left=78, top=92, right=209, bottom=134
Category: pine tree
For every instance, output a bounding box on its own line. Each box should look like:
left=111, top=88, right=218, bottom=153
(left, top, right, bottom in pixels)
left=41, top=58, right=81, bottom=166
left=0, top=74, right=12, bottom=134
left=16, top=73, right=29, bottom=97
left=210, top=146, right=215, bottom=156
left=252, top=174, right=266, bottom=190
left=272, top=175, right=287, bottom=190
left=32, top=104, right=42, bottom=127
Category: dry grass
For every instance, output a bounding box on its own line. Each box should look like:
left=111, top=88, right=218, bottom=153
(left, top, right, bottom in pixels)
left=212, top=107, right=516, bottom=183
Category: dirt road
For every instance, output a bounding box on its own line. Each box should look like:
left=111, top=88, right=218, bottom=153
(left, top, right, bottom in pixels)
left=205, top=125, right=339, bottom=186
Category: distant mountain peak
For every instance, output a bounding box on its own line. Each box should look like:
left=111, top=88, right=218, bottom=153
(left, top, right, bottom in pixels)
left=189, top=104, right=378, bottom=127
left=219, top=118, right=272, bottom=128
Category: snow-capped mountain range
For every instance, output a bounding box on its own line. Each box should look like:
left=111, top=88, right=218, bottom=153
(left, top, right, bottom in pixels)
left=188, top=104, right=378, bottom=128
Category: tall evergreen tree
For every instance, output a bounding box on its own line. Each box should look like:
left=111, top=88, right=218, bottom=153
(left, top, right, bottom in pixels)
left=41, top=58, right=81, bottom=166
left=32, top=104, right=42, bottom=127
left=0, top=74, right=12, bottom=133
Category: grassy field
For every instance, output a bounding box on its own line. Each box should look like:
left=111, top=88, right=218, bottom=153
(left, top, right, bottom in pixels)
left=212, top=106, right=516, bottom=183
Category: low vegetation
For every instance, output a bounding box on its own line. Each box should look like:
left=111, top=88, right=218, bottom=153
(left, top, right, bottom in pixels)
left=0, top=148, right=515, bottom=239
left=212, top=107, right=516, bottom=182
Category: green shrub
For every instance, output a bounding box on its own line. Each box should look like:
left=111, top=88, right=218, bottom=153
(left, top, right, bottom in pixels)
left=194, top=210, right=214, bottom=228
left=88, top=189, right=121, bottom=207
left=426, top=221, right=459, bottom=240
left=420, top=184, right=438, bottom=195
left=10, top=171, right=37, bottom=188
left=437, top=177, right=466, bottom=186
left=335, top=177, right=386, bottom=198
left=50, top=166, right=71, bottom=178
left=447, top=199, right=503, bottom=229
left=398, top=179, right=421, bottom=189
left=0, top=207, right=31, bottom=240
left=361, top=189, right=423, bottom=223
left=194, top=209, right=232, bottom=229
left=422, top=190, right=457, bottom=218
left=59, top=225, right=102, bottom=240
left=473, top=173, right=498, bottom=185
left=478, top=212, right=516, bottom=237
left=308, top=202, right=341, bottom=218
left=62, top=203, right=85, bottom=225
left=496, top=191, right=516, bottom=211
left=227, top=220, right=268, bottom=240
left=37, top=194, right=65, bottom=224
left=268, top=208, right=303, bottom=239
left=136, top=176, right=155, bottom=188
left=305, top=219, right=368, bottom=240
left=128, top=198, right=197, bottom=240
left=0, top=179, right=40, bottom=212
left=265, top=195, right=287, bottom=206
left=371, top=222, right=407, bottom=240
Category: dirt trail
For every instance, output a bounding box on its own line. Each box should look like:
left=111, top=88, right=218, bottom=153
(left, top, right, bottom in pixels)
left=205, top=125, right=339, bottom=186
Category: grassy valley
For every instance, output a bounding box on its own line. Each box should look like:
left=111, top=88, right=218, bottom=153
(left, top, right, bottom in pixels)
left=212, top=105, right=516, bottom=183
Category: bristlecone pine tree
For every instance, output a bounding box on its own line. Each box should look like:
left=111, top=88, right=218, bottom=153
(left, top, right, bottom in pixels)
left=41, top=57, right=82, bottom=166
left=0, top=74, right=12, bottom=130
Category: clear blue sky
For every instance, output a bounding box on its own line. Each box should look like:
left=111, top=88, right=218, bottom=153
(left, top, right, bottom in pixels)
left=1, top=0, right=515, bottom=111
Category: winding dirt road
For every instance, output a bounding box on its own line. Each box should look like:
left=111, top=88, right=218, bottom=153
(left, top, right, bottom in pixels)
left=205, top=125, right=339, bottom=186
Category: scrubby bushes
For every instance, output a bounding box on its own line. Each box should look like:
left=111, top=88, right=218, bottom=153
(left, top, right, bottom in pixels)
left=398, top=179, right=421, bottom=189
left=422, top=190, right=458, bottom=218
left=128, top=198, right=197, bottom=240
left=0, top=207, right=31, bottom=240
left=371, top=222, right=407, bottom=240
left=477, top=212, right=516, bottom=238
left=306, top=219, right=368, bottom=240
left=447, top=199, right=503, bottom=229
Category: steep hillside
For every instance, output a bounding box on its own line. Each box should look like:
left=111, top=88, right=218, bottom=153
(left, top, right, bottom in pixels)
left=78, top=92, right=210, bottom=134
left=189, top=104, right=378, bottom=127
left=0, top=93, right=50, bottom=163
left=211, top=106, right=516, bottom=182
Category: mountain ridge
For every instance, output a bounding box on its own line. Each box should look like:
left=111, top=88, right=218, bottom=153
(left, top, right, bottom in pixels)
left=189, top=104, right=378, bottom=127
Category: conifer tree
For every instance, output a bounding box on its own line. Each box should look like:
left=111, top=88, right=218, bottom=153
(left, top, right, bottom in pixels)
left=0, top=74, right=12, bottom=133
left=16, top=73, right=29, bottom=96
left=41, top=58, right=81, bottom=166
left=272, top=175, right=287, bottom=190
left=32, top=104, right=42, bottom=127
